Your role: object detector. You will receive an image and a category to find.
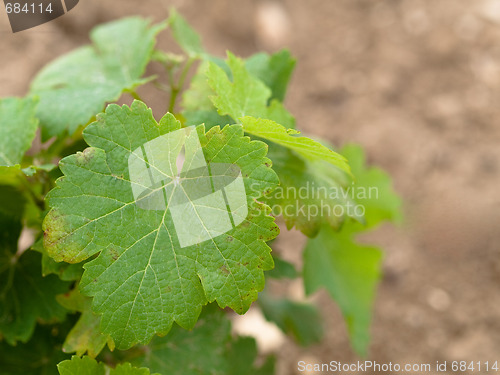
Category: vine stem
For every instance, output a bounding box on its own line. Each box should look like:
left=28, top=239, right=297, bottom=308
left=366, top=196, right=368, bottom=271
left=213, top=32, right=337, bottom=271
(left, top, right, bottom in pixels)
left=129, top=90, right=144, bottom=102
left=168, top=57, right=195, bottom=113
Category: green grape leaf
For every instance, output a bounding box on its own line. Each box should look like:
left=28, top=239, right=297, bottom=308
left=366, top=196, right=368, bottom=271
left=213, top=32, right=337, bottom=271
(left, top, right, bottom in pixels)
left=130, top=305, right=273, bottom=375
left=207, top=52, right=295, bottom=129
left=303, top=224, right=382, bottom=356
left=207, top=53, right=269, bottom=119
left=0, top=323, right=71, bottom=375
left=0, top=97, right=38, bottom=167
left=57, top=356, right=156, bottom=375
left=341, top=144, right=402, bottom=229
left=303, top=146, right=401, bottom=355
left=245, top=50, right=296, bottom=102
left=168, top=9, right=205, bottom=58
left=30, top=17, right=165, bottom=139
left=182, top=61, right=214, bottom=111
left=56, top=288, right=114, bottom=358
left=43, top=100, right=279, bottom=349
left=207, top=54, right=347, bottom=172
left=258, top=292, right=323, bottom=346
left=241, top=116, right=350, bottom=174
left=182, top=61, right=232, bottom=130
left=263, top=145, right=356, bottom=237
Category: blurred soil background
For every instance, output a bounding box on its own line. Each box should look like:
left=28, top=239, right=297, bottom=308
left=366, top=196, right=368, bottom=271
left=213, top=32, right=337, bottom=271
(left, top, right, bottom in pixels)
left=2, top=0, right=500, bottom=374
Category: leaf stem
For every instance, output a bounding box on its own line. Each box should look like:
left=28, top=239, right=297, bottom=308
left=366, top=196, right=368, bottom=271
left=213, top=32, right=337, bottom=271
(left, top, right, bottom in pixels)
left=168, top=57, right=195, bottom=113
left=129, top=90, right=144, bottom=102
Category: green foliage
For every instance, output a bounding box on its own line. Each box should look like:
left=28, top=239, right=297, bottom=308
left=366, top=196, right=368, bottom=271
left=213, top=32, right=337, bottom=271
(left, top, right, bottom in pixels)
left=43, top=100, right=278, bottom=349
left=168, top=9, right=205, bottom=58
left=0, top=323, right=71, bottom=375
left=0, top=9, right=402, bottom=375
left=129, top=306, right=274, bottom=375
left=245, top=50, right=296, bottom=102
left=0, top=190, right=70, bottom=345
left=207, top=52, right=296, bottom=129
left=57, top=356, right=156, bottom=375
left=303, top=145, right=401, bottom=355
left=56, top=287, right=114, bottom=358
left=0, top=97, right=38, bottom=166
left=31, top=17, right=165, bottom=139
left=303, top=225, right=382, bottom=355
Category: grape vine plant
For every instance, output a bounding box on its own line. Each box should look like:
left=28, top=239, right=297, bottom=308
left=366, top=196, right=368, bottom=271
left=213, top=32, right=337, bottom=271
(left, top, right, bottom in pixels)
left=0, top=10, right=401, bottom=375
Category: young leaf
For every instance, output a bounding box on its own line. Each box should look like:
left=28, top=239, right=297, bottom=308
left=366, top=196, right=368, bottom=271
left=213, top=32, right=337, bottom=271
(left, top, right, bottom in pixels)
left=168, top=9, right=205, bottom=58
left=182, top=61, right=232, bottom=130
left=240, top=116, right=350, bottom=174
left=303, top=224, right=382, bottom=356
left=43, top=100, right=279, bottom=349
left=341, top=144, right=402, bottom=229
left=245, top=50, right=296, bottom=102
left=0, top=98, right=37, bottom=168
left=207, top=52, right=295, bottom=129
left=207, top=53, right=348, bottom=173
left=56, top=288, right=114, bottom=358
left=57, top=356, right=156, bottom=375
left=258, top=292, right=323, bottom=346
left=0, top=97, right=38, bottom=167
left=303, top=145, right=401, bottom=355
left=30, top=18, right=165, bottom=139
left=263, top=145, right=356, bottom=237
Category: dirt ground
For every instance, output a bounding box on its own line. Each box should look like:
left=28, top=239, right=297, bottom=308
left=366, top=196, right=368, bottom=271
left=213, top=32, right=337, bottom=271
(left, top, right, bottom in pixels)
left=2, top=0, right=500, bottom=374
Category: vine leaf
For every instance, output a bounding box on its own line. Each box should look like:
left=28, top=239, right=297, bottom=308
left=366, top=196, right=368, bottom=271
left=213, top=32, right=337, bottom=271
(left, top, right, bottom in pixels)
left=240, top=116, right=350, bottom=174
left=56, top=288, right=114, bottom=358
left=182, top=50, right=296, bottom=130
left=57, top=356, right=157, bottom=375
left=43, top=100, right=279, bottom=349
left=207, top=52, right=295, bottom=129
left=206, top=53, right=348, bottom=173
left=340, top=144, right=402, bottom=230
left=168, top=9, right=205, bottom=58
left=303, top=145, right=401, bottom=355
left=264, top=145, right=356, bottom=237
left=245, top=50, right=296, bottom=102
left=303, top=225, right=382, bottom=356
left=204, top=53, right=353, bottom=235
left=0, top=97, right=38, bottom=167
left=30, top=17, right=165, bottom=139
